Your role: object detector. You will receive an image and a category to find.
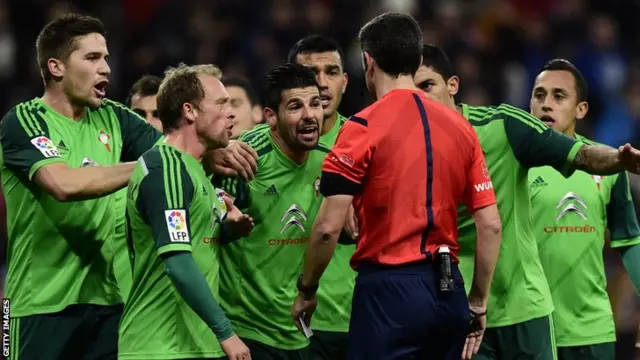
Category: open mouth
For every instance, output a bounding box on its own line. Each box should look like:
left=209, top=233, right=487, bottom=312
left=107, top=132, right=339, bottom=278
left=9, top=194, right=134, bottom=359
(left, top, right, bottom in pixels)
left=93, top=80, right=109, bottom=98
left=539, top=115, right=556, bottom=127
left=298, top=125, right=318, bottom=139
left=320, top=92, right=332, bottom=107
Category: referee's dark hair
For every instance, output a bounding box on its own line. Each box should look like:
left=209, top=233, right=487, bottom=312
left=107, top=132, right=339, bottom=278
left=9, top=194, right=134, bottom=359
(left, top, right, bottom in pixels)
left=126, top=75, right=162, bottom=107
left=222, top=76, right=260, bottom=107
left=421, top=44, right=454, bottom=80
left=287, top=34, right=345, bottom=69
left=358, top=12, right=423, bottom=77
left=262, top=63, right=319, bottom=111
left=540, top=59, right=588, bottom=103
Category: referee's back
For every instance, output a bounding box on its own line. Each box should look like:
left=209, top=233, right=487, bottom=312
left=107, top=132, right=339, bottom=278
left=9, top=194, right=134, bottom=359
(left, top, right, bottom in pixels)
left=322, top=89, right=495, bottom=269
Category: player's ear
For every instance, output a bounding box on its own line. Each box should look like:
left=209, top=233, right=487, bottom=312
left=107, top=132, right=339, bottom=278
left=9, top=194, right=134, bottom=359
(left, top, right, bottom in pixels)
left=341, top=72, right=349, bottom=95
left=182, top=102, right=197, bottom=124
left=576, top=101, right=589, bottom=120
left=447, top=75, right=460, bottom=97
left=48, top=58, right=65, bottom=79
left=263, top=107, right=277, bottom=128
left=251, top=105, right=263, bottom=124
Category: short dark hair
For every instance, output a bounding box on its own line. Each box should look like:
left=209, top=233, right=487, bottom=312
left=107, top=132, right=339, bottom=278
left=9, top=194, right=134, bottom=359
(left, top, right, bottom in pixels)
left=126, top=75, right=162, bottom=107
left=287, top=34, right=345, bottom=69
left=358, top=12, right=423, bottom=77
left=157, top=63, right=223, bottom=134
left=36, top=14, right=107, bottom=83
left=540, top=59, right=588, bottom=102
left=262, top=63, right=319, bottom=111
left=222, top=76, right=260, bottom=106
left=421, top=44, right=454, bottom=80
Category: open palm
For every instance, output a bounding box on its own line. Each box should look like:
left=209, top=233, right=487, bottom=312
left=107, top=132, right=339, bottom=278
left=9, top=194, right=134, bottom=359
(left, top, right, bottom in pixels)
left=221, top=193, right=254, bottom=236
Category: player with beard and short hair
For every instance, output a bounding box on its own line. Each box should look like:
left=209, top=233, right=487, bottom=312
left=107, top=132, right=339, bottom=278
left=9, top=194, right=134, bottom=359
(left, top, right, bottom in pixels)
left=529, top=59, right=640, bottom=360
left=214, top=63, right=325, bottom=360
left=0, top=14, right=161, bottom=360
left=417, top=44, right=640, bottom=360
left=119, top=63, right=253, bottom=360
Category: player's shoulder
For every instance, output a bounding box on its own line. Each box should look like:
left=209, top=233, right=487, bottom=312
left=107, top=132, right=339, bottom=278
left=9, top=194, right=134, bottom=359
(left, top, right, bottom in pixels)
left=240, top=125, right=275, bottom=160
left=98, top=98, right=145, bottom=122
left=139, top=144, right=187, bottom=174
left=0, top=98, right=49, bottom=136
left=574, top=133, right=599, bottom=146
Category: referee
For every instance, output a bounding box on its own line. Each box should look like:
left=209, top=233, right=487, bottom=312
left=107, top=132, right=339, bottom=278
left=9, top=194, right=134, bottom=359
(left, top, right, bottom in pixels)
left=291, top=13, right=503, bottom=360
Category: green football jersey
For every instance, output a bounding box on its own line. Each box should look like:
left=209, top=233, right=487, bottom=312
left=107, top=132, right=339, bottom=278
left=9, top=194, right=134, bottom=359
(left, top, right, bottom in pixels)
left=457, top=103, right=584, bottom=327
left=236, top=115, right=356, bottom=333
left=112, top=188, right=131, bottom=301
left=216, top=127, right=330, bottom=350
left=0, top=98, right=160, bottom=317
left=529, top=135, right=640, bottom=346
left=119, top=144, right=228, bottom=359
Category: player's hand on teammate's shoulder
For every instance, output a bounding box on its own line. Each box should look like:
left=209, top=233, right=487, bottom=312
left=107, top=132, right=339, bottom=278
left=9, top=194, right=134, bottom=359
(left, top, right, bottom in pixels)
left=619, top=143, right=640, bottom=174
left=220, top=334, right=251, bottom=360
left=207, top=140, right=258, bottom=180
left=222, top=192, right=254, bottom=236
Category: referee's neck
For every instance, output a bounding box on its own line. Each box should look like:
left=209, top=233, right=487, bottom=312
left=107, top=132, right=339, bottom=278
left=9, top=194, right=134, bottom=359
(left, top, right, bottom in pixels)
left=374, top=75, right=417, bottom=100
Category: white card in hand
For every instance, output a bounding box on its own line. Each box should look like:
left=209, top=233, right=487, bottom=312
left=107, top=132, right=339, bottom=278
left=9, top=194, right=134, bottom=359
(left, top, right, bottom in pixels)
left=299, top=316, right=313, bottom=338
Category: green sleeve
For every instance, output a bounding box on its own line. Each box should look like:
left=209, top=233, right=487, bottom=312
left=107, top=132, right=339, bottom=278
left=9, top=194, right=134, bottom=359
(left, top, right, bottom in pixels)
left=607, top=172, right=640, bottom=246
left=137, top=147, right=195, bottom=255
left=162, top=252, right=234, bottom=341
left=0, top=103, right=65, bottom=180
left=105, top=100, right=163, bottom=161
left=502, top=105, right=584, bottom=178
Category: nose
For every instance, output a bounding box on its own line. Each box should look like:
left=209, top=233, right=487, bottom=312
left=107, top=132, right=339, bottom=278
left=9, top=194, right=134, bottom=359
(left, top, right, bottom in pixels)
left=541, top=95, right=553, bottom=112
left=316, top=72, right=328, bottom=88
left=100, top=59, right=111, bottom=77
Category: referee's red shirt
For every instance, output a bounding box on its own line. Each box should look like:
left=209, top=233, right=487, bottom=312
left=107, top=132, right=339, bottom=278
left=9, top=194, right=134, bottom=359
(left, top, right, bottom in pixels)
left=320, top=89, right=496, bottom=269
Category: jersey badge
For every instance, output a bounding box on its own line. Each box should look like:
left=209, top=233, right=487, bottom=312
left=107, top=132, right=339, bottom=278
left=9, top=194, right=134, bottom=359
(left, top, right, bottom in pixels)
left=339, top=153, right=355, bottom=167
left=56, top=140, right=69, bottom=153
left=592, top=175, right=603, bottom=191
left=314, top=177, right=321, bottom=198
left=481, top=162, right=490, bottom=179
left=165, top=209, right=190, bottom=242
left=30, top=136, right=60, bottom=158
left=264, top=184, right=279, bottom=197
left=99, top=130, right=111, bottom=152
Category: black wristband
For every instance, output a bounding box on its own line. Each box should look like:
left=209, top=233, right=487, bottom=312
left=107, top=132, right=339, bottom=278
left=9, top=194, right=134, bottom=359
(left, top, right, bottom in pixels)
left=297, top=275, right=318, bottom=298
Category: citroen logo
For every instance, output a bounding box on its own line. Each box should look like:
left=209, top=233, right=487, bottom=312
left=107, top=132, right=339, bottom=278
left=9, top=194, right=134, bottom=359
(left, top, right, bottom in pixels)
left=280, top=204, right=308, bottom=233
left=556, top=192, right=587, bottom=221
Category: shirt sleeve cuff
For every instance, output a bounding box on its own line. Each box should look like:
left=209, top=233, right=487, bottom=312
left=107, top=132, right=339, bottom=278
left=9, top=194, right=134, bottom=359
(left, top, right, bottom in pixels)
left=157, top=243, right=192, bottom=256
left=320, top=171, right=360, bottom=196
left=560, top=141, right=585, bottom=177
left=28, top=157, right=66, bottom=181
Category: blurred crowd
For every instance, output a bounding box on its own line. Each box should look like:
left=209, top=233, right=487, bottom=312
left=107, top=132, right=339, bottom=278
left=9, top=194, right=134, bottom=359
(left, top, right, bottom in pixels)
left=1, top=0, right=640, bottom=357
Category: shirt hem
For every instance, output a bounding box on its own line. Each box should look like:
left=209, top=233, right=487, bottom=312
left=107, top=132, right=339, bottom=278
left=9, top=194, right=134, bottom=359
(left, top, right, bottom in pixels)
left=486, top=308, right=553, bottom=328
left=556, top=337, right=616, bottom=348
left=118, top=351, right=225, bottom=360
left=8, top=299, right=123, bottom=318
left=311, top=326, right=349, bottom=333
left=234, top=325, right=309, bottom=350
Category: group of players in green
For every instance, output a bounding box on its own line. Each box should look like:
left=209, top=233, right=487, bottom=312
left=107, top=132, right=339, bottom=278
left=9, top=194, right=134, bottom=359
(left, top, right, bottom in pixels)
left=2, top=10, right=640, bottom=360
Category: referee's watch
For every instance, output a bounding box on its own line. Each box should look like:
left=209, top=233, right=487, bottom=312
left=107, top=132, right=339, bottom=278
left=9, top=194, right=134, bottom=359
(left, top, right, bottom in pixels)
left=297, top=275, right=318, bottom=299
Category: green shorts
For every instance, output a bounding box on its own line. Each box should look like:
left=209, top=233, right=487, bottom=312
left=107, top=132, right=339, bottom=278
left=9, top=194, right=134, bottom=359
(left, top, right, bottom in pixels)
left=475, top=315, right=557, bottom=360
left=9, top=304, right=122, bottom=360
left=557, top=342, right=614, bottom=360
left=309, top=330, right=348, bottom=360
left=242, top=338, right=309, bottom=360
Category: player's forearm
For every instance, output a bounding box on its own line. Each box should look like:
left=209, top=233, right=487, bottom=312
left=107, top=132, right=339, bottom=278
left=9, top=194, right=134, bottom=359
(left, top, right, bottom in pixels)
left=162, top=252, right=234, bottom=341
left=469, top=216, right=502, bottom=307
left=573, top=145, right=623, bottom=175
left=619, top=244, right=640, bottom=295
left=37, top=162, right=136, bottom=202
left=301, top=224, right=340, bottom=287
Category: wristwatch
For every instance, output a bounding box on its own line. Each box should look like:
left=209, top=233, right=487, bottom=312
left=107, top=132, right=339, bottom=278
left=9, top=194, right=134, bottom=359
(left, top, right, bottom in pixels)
left=296, top=275, right=318, bottom=299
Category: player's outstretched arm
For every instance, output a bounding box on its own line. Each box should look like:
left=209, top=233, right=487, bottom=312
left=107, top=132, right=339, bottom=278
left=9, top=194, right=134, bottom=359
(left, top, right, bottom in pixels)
left=573, top=143, right=640, bottom=175
left=33, top=162, right=135, bottom=202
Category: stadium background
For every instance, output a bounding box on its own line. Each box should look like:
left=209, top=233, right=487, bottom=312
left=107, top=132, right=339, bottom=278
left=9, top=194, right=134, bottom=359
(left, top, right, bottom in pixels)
left=1, top=0, right=640, bottom=358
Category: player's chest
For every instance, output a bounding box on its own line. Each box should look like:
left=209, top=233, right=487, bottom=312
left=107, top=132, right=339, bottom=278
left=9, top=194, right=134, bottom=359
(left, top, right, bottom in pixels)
left=191, top=179, right=227, bottom=254
left=529, top=168, right=609, bottom=221
left=47, top=120, right=122, bottom=168
left=250, top=167, right=323, bottom=235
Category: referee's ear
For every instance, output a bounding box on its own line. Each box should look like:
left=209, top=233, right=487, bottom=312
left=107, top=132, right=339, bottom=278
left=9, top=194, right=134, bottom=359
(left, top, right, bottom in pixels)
left=447, top=75, right=460, bottom=97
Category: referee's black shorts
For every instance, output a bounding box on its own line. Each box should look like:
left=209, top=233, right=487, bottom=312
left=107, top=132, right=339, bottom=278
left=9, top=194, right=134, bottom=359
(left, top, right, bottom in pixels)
left=347, top=259, right=469, bottom=360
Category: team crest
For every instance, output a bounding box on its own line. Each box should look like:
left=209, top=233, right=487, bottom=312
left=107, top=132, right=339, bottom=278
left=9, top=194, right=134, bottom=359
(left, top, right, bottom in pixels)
left=99, top=130, right=111, bottom=152
left=314, top=177, right=321, bottom=198
left=592, top=175, right=603, bottom=191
